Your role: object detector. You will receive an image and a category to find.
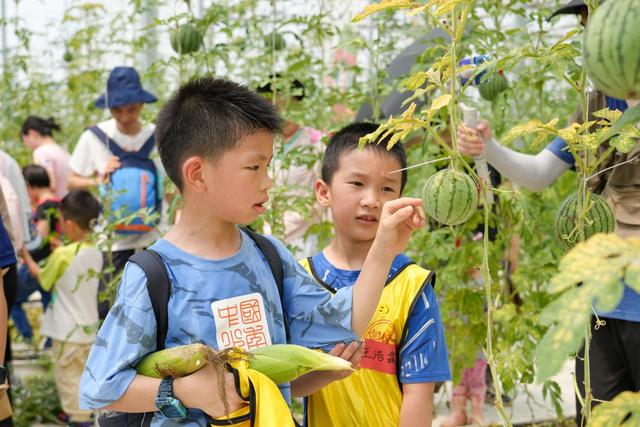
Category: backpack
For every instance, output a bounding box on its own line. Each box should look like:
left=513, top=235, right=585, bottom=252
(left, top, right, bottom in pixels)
left=97, top=227, right=285, bottom=427
left=88, top=126, right=161, bottom=235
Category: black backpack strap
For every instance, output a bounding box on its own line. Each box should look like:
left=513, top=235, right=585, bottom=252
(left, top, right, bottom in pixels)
left=129, top=250, right=171, bottom=351
left=129, top=229, right=285, bottom=351
left=240, top=227, right=284, bottom=299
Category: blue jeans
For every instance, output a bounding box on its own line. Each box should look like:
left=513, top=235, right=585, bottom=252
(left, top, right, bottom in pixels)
left=10, top=264, right=51, bottom=341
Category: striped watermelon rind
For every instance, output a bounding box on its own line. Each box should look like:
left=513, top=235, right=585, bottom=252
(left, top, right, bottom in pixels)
left=170, top=24, right=203, bottom=55
left=554, top=192, right=615, bottom=249
left=264, top=32, right=286, bottom=51
left=583, top=0, right=640, bottom=100
left=478, top=73, right=508, bottom=101
left=422, top=168, right=479, bottom=226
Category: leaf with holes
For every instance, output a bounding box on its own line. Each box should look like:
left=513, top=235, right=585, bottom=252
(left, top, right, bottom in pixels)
left=588, top=391, right=640, bottom=426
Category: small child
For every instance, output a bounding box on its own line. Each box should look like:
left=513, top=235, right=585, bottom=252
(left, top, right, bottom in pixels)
left=301, top=123, right=451, bottom=427
left=21, top=190, right=102, bottom=427
left=78, top=78, right=424, bottom=426
left=23, top=164, right=61, bottom=260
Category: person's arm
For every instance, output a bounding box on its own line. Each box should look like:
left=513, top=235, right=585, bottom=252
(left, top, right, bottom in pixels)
left=399, top=382, right=435, bottom=427
left=35, top=219, right=51, bottom=240
left=457, top=122, right=572, bottom=192
left=397, top=284, right=451, bottom=427
left=290, top=341, right=362, bottom=397
left=19, top=248, right=41, bottom=280
left=352, top=198, right=424, bottom=336
left=79, top=262, right=244, bottom=418
left=0, top=178, right=23, bottom=249
left=104, top=364, right=245, bottom=417
left=0, top=268, right=7, bottom=365
left=68, top=171, right=100, bottom=190
left=68, top=156, right=121, bottom=190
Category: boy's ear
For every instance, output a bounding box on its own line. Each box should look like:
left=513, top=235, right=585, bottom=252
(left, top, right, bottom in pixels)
left=314, top=179, right=331, bottom=207
left=182, top=156, right=206, bottom=192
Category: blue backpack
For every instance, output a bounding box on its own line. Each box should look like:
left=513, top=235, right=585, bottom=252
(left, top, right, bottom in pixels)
left=88, top=126, right=161, bottom=234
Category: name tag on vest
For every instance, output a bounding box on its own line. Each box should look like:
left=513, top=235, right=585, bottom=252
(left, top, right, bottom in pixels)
left=211, top=293, right=272, bottom=350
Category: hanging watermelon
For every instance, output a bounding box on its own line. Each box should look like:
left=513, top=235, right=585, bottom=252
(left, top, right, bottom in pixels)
left=478, top=72, right=508, bottom=102
left=422, top=168, right=479, bottom=226
left=264, top=32, right=286, bottom=51
left=170, top=23, right=204, bottom=55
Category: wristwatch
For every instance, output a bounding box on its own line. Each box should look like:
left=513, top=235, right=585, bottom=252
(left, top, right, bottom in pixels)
left=0, top=365, right=6, bottom=384
left=155, top=377, right=188, bottom=422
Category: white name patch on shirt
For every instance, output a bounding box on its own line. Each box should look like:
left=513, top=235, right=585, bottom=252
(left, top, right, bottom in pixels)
left=211, top=292, right=272, bottom=351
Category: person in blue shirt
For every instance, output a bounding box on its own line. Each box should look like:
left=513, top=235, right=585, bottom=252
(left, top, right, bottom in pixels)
left=79, top=77, right=426, bottom=426
left=0, top=216, right=17, bottom=427
left=300, top=123, right=450, bottom=427
left=455, top=3, right=640, bottom=423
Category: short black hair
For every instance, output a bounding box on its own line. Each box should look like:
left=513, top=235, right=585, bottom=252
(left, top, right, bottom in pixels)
left=60, top=190, right=101, bottom=231
left=155, top=77, right=284, bottom=190
left=21, top=116, right=60, bottom=137
left=23, top=164, right=50, bottom=189
left=321, top=122, right=408, bottom=192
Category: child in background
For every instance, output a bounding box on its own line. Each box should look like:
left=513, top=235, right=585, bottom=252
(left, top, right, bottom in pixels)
left=11, top=165, right=60, bottom=342
left=78, top=78, right=424, bottom=425
left=68, top=66, right=162, bottom=319
left=21, top=190, right=102, bottom=427
left=300, top=123, right=451, bottom=427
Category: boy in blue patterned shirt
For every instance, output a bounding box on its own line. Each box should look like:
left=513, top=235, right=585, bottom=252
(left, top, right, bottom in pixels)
left=79, top=78, right=425, bottom=426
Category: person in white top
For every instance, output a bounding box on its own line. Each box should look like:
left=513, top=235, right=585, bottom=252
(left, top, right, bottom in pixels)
left=0, top=149, right=39, bottom=252
left=68, top=66, right=161, bottom=319
left=20, top=116, right=71, bottom=199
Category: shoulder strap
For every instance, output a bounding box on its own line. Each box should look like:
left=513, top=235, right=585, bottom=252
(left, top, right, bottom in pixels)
left=88, top=125, right=156, bottom=159
left=137, top=134, right=156, bottom=159
left=131, top=229, right=285, bottom=349
left=129, top=250, right=171, bottom=351
left=240, top=226, right=284, bottom=299
left=87, top=125, right=126, bottom=157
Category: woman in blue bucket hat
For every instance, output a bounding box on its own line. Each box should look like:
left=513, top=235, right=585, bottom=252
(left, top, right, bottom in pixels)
left=67, top=66, right=164, bottom=322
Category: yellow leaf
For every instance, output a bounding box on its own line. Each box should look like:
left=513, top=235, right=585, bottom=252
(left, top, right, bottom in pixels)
left=588, top=391, right=640, bottom=426
left=429, top=94, right=452, bottom=111
left=352, top=0, right=417, bottom=22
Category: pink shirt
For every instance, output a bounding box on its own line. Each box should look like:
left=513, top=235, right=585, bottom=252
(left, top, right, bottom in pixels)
left=33, top=143, right=71, bottom=199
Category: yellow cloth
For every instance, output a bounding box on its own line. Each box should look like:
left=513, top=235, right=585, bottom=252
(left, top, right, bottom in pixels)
left=210, top=364, right=295, bottom=427
left=300, top=258, right=432, bottom=427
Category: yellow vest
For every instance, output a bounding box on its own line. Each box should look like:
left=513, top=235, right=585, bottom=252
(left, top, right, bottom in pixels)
left=300, top=257, right=434, bottom=427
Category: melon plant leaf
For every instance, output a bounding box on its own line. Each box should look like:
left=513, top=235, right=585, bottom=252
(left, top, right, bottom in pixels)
left=501, top=118, right=559, bottom=146
left=592, top=278, right=624, bottom=313
left=535, top=288, right=591, bottom=382
left=602, top=105, right=640, bottom=142
left=352, top=0, right=417, bottom=22
left=547, top=234, right=633, bottom=295
left=429, top=94, right=451, bottom=112
left=609, top=125, right=640, bottom=153
left=588, top=391, right=640, bottom=427
left=625, top=256, right=640, bottom=293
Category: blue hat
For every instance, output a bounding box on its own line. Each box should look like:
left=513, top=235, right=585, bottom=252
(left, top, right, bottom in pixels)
left=94, top=67, right=157, bottom=109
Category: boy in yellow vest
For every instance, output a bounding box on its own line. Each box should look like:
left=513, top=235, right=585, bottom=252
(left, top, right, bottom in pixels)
left=300, top=123, right=451, bottom=426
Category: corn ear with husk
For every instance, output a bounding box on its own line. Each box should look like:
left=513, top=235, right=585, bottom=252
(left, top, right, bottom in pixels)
left=135, top=343, right=353, bottom=384
left=135, top=343, right=221, bottom=378
left=248, top=344, right=353, bottom=384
